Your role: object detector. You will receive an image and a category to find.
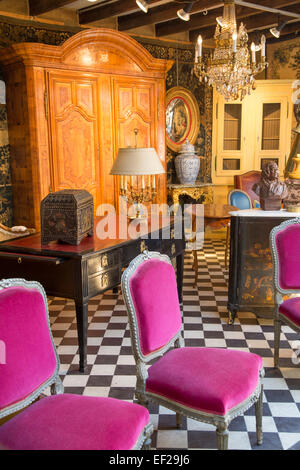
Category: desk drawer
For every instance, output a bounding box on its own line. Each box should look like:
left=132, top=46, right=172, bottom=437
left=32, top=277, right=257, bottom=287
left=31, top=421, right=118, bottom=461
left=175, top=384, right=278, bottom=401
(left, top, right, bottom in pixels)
left=0, top=251, right=64, bottom=265
left=88, top=250, right=121, bottom=275
left=88, top=267, right=121, bottom=296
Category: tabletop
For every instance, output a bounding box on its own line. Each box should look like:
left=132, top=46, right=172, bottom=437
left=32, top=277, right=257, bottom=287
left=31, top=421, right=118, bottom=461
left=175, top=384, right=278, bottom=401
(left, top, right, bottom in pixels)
left=0, top=214, right=175, bottom=258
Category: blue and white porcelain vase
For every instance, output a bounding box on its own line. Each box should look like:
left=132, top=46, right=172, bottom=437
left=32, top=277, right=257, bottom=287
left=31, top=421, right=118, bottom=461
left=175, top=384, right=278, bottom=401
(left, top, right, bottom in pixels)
left=175, top=140, right=200, bottom=185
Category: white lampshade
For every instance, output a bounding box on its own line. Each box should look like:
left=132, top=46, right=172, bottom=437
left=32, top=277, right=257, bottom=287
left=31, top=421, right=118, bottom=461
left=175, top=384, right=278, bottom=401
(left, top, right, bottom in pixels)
left=110, top=147, right=165, bottom=175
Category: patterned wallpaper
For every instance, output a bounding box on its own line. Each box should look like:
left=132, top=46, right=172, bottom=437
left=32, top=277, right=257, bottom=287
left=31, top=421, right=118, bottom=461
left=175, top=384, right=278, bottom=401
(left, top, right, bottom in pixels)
left=0, top=17, right=213, bottom=224
left=267, top=37, right=300, bottom=80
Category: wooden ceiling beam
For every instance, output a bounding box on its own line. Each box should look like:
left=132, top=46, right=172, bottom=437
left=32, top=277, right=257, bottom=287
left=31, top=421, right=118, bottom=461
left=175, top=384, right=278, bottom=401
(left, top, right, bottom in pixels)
left=156, top=0, right=300, bottom=37
left=118, top=1, right=222, bottom=32
left=28, top=0, right=75, bottom=16
left=189, top=2, right=300, bottom=42
left=78, top=0, right=159, bottom=25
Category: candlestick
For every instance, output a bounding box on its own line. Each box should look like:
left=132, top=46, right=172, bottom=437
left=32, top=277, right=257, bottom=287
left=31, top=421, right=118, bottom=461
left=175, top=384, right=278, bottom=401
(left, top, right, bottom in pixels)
left=130, top=176, right=133, bottom=188
left=152, top=175, right=156, bottom=189
left=261, top=35, right=266, bottom=57
left=124, top=177, right=127, bottom=191
left=141, top=175, right=145, bottom=189
left=251, top=42, right=256, bottom=63
left=120, top=175, right=123, bottom=190
left=232, top=32, right=237, bottom=53
left=197, top=35, right=202, bottom=58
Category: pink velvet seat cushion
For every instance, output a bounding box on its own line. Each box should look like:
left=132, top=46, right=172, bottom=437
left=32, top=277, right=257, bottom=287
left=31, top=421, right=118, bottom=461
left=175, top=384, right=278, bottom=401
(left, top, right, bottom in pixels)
left=279, top=297, right=300, bottom=326
left=0, top=286, right=57, bottom=411
left=275, top=225, right=300, bottom=290
left=129, top=258, right=182, bottom=356
left=0, top=394, right=149, bottom=450
left=146, top=347, right=262, bottom=416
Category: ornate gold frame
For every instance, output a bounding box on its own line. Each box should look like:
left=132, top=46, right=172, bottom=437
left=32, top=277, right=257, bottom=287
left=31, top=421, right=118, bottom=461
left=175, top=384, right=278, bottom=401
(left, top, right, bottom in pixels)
left=166, top=86, right=200, bottom=152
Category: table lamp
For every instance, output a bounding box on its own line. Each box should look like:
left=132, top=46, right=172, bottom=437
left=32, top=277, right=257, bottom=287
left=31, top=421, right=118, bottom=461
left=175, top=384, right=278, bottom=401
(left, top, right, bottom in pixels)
left=110, top=144, right=165, bottom=219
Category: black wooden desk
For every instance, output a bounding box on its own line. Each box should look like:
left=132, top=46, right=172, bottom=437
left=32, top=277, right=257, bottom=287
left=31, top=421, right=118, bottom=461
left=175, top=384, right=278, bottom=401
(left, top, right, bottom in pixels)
left=0, top=215, right=185, bottom=371
left=228, top=209, right=295, bottom=324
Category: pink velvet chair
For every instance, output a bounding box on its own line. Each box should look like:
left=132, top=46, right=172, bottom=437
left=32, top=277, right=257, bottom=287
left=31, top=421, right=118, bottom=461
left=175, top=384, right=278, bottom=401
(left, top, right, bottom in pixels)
left=270, top=219, right=300, bottom=367
left=121, top=251, right=264, bottom=450
left=0, top=279, right=152, bottom=450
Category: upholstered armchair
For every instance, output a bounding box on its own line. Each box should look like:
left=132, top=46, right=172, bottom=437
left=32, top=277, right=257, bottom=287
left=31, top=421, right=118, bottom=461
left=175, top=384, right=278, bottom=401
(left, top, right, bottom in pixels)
left=234, top=171, right=261, bottom=208
left=0, top=279, right=152, bottom=450
left=270, top=219, right=300, bottom=367
left=122, top=251, right=264, bottom=450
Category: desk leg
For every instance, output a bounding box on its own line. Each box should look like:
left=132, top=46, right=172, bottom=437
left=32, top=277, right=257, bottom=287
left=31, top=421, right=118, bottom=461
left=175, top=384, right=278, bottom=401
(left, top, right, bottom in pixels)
left=75, top=299, right=89, bottom=372
left=176, top=252, right=184, bottom=305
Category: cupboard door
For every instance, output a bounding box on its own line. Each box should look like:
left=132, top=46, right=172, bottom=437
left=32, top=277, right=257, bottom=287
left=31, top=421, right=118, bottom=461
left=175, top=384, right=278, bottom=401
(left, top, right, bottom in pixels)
left=215, top=98, right=251, bottom=180
left=112, top=78, right=164, bottom=205
left=47, top=72, right=101, bottom=208
left=254, top=97, right=289, bottom=176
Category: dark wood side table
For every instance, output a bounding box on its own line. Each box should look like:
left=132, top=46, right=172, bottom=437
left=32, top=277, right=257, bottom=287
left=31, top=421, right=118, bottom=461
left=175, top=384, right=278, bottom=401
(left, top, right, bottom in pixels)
left=0, top=215, right=185, bottom=372
left=228, top=209, right=296, bottom=324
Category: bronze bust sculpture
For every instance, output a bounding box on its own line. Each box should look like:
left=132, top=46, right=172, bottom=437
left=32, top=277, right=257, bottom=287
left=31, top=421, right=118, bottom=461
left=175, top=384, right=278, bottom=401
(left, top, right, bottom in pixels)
left=252, top=161, right=288, bottom=211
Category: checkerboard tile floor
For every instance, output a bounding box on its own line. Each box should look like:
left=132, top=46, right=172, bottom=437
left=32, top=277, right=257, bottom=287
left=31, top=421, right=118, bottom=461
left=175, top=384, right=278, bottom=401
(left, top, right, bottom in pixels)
left=48, top=239, right=300, bottom=450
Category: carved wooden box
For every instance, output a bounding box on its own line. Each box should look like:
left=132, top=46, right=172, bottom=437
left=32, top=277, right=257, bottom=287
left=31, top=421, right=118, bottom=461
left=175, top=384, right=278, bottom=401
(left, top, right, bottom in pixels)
left=41, top=190, right=94, bottom=245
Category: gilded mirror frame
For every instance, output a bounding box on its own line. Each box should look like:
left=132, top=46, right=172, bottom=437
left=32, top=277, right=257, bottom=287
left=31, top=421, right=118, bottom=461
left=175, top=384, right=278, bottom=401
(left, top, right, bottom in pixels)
left=166, top=86, right=200, bottom=152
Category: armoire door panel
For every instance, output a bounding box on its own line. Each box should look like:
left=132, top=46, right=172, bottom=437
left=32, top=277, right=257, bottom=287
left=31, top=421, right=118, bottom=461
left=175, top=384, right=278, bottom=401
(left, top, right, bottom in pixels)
left=54, top=82, right=73, bottom=115
left=48, top=72, right=100, bottom=208
left=118, top=87, right=134, bottom=117
left=119, top=116, right=151, bottom=148
left=55, top=109, right=98, bottom=191
left=113, top=78, right=156, bottom=148
left=75, top=82, right=97, bottom=116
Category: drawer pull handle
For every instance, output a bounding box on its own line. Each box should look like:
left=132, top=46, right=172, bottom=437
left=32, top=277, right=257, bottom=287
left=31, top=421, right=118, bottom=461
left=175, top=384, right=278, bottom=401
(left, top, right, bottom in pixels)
left=102, top=255, right=108, bottom=267
left=17, top=257, right=22, bottom=264
left=102, top=273, right=109, bottom=289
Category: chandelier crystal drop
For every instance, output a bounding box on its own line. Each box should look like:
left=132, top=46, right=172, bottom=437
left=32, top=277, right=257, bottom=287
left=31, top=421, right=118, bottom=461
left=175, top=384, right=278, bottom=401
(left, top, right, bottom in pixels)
left=193, top=0, right=268, bottom=101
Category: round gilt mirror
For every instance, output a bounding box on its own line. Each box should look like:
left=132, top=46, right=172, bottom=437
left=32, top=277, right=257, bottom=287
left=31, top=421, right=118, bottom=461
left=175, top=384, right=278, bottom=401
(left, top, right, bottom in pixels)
left=166, top=86, right=200, bottom=152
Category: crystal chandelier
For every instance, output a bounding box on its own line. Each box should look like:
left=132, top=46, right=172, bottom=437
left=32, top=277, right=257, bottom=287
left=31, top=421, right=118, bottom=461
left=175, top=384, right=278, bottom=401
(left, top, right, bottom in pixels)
left=193, top=0, right=268, bottom=101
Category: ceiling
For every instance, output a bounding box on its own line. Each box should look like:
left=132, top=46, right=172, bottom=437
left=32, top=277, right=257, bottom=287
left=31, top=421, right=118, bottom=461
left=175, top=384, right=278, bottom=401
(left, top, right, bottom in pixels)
left=24, top=1, right=300, bottom=43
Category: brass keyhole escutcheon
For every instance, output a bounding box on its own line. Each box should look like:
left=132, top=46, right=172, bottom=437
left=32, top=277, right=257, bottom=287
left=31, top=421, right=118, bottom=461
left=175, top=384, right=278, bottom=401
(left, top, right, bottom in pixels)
left=17, top=257, right=22, bottom=264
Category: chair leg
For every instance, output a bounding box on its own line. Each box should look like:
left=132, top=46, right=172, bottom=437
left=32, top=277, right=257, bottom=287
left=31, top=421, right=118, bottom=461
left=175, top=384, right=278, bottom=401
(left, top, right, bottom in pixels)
left=255, top=386, right=263, bottom=445
left=192, top=250, right=198, bottom=286
left=216, top=423, right=229, bottom=450
left=274, top=318, right=281, bottom=367
left=176, top=413, right=182, bottom=429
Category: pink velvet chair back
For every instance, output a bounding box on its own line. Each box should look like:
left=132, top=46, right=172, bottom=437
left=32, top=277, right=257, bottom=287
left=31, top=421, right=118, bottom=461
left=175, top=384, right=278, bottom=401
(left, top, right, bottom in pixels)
left=270, top=220, right=300, bottom=291
left=0, top=281, right=58, bottom=413
left=122, top=254, right=182, bottom=358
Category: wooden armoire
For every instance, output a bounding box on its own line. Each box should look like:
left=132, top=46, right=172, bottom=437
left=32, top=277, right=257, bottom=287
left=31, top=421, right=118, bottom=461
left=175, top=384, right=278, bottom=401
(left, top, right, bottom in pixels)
left=0, top=29, right=172, bottom=229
